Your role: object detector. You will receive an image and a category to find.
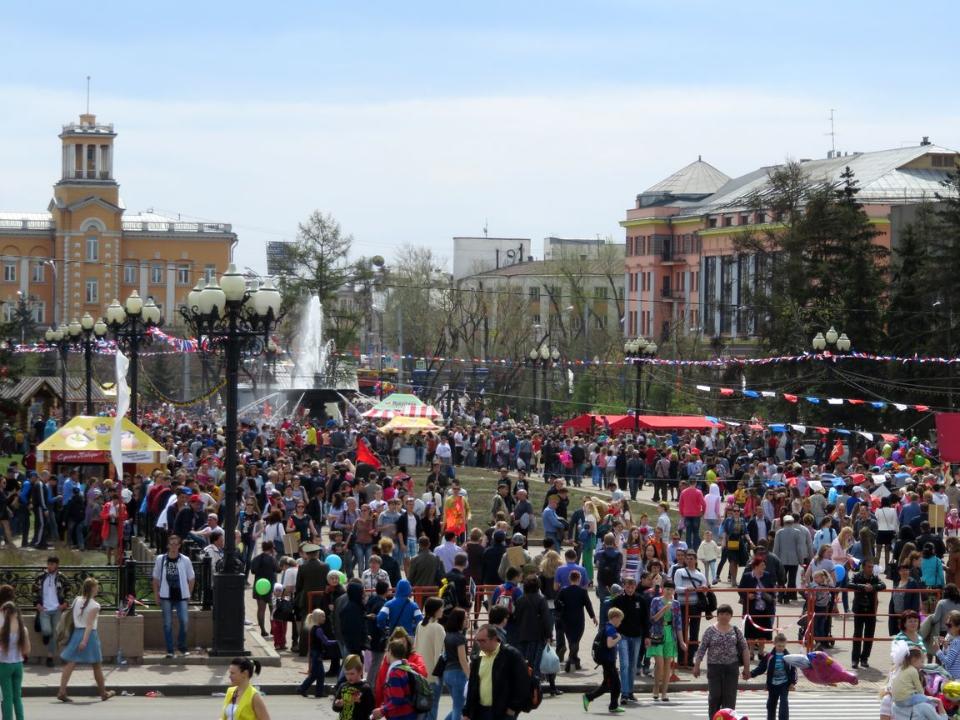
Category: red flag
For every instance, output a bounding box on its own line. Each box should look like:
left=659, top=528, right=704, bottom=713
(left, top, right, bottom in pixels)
left=848, top=398, right=864, bottom=406
left=719, top=388, right=734, bottom=396
left=356, top=438, right=382, bottom=469
left=783, top=394, right=798, bottom=403
left=914, top=405, right=930, bottom=412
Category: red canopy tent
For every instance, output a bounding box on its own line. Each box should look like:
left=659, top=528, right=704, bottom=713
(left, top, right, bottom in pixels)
left=634, top=415, right=722, bottom=430
left=561, top=413, right=635, bottom=433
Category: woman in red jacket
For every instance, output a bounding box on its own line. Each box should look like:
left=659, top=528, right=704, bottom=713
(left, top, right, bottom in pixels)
left=99, top=486, right=128, bottom=566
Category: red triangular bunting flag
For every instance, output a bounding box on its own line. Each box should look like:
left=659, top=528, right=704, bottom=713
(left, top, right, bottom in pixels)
left=783, top=394, right=798, bottom=403
left=847, top=398, right=864, bottom=405
left=719, top=388, right=734, bottom=396
left=914, top=405, right=930, bottom=412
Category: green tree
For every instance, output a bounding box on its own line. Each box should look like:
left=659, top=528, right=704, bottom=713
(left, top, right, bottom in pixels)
left=274, top=211, right=375, bottom=353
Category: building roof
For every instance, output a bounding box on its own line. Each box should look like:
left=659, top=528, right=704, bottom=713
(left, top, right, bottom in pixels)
left=679, top=144, right=958, bottom=216
left=0, top=376, right=112, bottom=405
left=644, top=158, right=731, bottom=196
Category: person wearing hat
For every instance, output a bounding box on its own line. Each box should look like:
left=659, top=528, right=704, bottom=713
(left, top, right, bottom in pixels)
left=772, top=515, right=811, bottom=602
left=295, top=543, right=330, bottom=657
left=498, top=533, right=532, bottom=581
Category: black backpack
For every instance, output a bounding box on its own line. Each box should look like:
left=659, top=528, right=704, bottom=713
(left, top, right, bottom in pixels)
left=596, top=551, right=620, bottom=587
left=590, top=626, right=607, bottom=667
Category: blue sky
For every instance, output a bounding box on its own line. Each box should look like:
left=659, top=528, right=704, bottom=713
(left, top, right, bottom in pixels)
left=2, top=1, right=959, bottom=270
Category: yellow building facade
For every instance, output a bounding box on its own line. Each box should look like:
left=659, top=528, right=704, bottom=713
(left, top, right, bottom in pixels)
left=0, top=113, right=235, bottom=332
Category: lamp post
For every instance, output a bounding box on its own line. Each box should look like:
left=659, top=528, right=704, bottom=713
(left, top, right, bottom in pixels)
left=527, top=348, right=540, bottom=418
left=624, top=337, right=658, bottom=428
left=527, top=345, right=559, bottom=421
left=180, top=265, right=283, bottom=656
left=811, top=326, right=852, bottom=409
left=45, top=323, right=71, bottom=424
left=68, top=313, right=108, bottom=415
left=104, top=292, right=162, bottom=426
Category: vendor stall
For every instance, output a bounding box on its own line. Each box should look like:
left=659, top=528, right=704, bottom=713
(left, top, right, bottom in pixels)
left=377, top=415, right=441, bottom=434
left=36, top=415, right=167, bottom=479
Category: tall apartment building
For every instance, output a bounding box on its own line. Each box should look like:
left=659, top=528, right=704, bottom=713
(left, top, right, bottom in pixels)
left=0, top=113, right=235, bottom=331
left=621, top=143, right=959, bottom=341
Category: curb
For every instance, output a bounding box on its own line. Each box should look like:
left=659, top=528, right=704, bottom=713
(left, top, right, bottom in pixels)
left=23, top=681, right=771, bottom=698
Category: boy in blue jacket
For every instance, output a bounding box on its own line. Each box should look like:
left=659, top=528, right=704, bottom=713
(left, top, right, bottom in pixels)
left=750, top=632, right=797, bottom=720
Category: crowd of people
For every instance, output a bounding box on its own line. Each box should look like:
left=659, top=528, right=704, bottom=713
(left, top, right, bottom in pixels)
left=0, top=405, right=954, bottom=719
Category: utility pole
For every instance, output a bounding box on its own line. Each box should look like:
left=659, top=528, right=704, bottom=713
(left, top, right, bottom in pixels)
left=396, top=303, right=404, bottom=392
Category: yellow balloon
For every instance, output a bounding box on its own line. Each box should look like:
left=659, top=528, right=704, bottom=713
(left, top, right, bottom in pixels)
left=944, top=680, right=960, bottom=701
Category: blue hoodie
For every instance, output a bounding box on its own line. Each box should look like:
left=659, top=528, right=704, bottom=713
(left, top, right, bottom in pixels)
left=376, top=579, right=423, bottom=636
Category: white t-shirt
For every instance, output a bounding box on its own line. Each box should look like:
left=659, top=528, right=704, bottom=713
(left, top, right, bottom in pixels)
left=41, top=573, right=60, bottom=612
left=73, top=597, right=100, bottom=630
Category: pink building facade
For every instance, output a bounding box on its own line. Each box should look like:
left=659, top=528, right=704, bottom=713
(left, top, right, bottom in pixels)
left=621, top=143, right=959, bottom=342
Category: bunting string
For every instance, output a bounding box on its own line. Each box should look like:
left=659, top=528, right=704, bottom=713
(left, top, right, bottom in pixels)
left=693, top=385, right=931, bottom=413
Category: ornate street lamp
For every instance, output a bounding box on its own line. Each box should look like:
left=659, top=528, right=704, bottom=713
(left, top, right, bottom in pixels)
left=68, top=312, right=108, bottom=415
left=180, top=265, right=283, bottom=656
left=104, top=291, right=163, bottom=425
left=624, top=337, right=658, bottom=428
left=45, top=323, right=71, bottom=424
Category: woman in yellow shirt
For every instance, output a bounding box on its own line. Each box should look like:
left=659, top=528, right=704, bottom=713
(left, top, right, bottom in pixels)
left=222, top=658, right=271, bottom=720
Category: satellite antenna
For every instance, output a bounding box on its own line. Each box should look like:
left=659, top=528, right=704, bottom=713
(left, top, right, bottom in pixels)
left=483, top=220, right=488, bottom=238
left=86, top=76, right=91, bottom=114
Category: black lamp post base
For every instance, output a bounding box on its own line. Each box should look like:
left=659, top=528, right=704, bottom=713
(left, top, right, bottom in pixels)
left=210, top=572, right=249, bottom=657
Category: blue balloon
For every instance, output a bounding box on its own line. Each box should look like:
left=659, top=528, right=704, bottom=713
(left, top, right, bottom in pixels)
left=327, top=554, right=342, bottom=571
left=835, top=565, right=846, bottom=583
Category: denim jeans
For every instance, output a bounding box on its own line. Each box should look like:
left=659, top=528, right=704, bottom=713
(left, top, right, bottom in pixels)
left=160, top=598, right=189, bottom=654
left=684, top=516, right=701, bottom=550
left=442, top=668, right=468, bottom=720
left=617, top=635, right=642, bottom=695
left=354, top=542, right=372, bottom=575
left=421, top=678, right=440, bottom=720
left=37, top=609, right=61, bottom=656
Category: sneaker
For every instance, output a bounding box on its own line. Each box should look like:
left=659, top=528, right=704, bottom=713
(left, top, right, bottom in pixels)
left=620, top=696, right=631, bottom=706
left=861, top=660, right=870, bottom=668
left=582, top=694, right=590, bottom=712
left=164, top=653, right=174, bottom=659
left=179, top=651, right=191, bottom=657
left=610, top=707, right=626, bottom=714
left=626, top=694, right=638, bottom=703
left=851, top=661, right=859, bottom=669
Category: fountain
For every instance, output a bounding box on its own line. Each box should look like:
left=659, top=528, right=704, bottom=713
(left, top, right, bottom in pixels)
left=290, top=295, right=334, bottom=387
left=239, top=294, right=357, bottom=420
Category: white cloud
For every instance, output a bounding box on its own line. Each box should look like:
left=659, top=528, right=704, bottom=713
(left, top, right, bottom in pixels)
left=1, top=84, right=957, bottom=272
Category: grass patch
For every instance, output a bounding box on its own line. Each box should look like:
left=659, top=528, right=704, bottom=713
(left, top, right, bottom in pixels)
left=0, top=546, right=109, bottom=567
left=432, top=466, right=682, bottom=539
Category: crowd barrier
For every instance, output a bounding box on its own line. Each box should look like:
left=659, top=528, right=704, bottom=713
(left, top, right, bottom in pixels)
left=680, top=586, right=939, bottom=657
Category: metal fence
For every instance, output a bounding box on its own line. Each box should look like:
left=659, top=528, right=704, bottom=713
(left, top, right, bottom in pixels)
left=4, top=556, right=212, bottom=611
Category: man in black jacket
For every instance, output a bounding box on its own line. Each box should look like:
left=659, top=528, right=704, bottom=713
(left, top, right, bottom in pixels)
left=849, top=558, right=886, bottom=668
left=480, top=530, right=508, bottom=585
left=463, top=624, right=529, bottom=720
left=609, top=577, right=649, bottom=705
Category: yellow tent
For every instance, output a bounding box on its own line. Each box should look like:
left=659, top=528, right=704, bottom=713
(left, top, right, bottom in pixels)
left=377, top=416, right=441, bottom=433
left=37, top=415, right=167, bottom=469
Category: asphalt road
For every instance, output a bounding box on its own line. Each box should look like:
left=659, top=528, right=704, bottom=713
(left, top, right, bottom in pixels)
left=19, top=688, right=882, bottom=720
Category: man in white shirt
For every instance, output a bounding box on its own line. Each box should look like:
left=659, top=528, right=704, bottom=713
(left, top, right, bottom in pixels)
left=435, top=438, right=453, bottom=467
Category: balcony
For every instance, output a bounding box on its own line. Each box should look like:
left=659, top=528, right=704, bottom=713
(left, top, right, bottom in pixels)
left=660, top=248, right=686, bottom=265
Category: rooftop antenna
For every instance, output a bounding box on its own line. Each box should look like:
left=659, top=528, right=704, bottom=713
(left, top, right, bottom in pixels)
left=85, top=76, right=91, bottom=114
left=827, top=108, right=837, bottom=156
left=482, top=219, right=488, bottom=238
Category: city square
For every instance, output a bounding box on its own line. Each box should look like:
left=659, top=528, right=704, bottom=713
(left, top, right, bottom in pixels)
left=1, top=3, right=960, bottom=720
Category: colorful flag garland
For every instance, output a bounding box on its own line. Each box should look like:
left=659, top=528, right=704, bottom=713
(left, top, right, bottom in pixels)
left=695, top=385, right=931, bottom=412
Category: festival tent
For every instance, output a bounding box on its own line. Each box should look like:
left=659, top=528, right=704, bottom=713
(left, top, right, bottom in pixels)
left=361, top=393, right=427, bottom=418
left=36, top=415, right=167, bottom=471
left=633, top=415, right=723, bottom=430
left=363, top=403, right=442, bottom=420
left=561, top=414, right=634, bottom=433
left=377, top=416, right=441, bottom=433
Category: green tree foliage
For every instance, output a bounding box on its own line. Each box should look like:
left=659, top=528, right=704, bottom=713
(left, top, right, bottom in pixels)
left=274, top=210, right=375, bottom=353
